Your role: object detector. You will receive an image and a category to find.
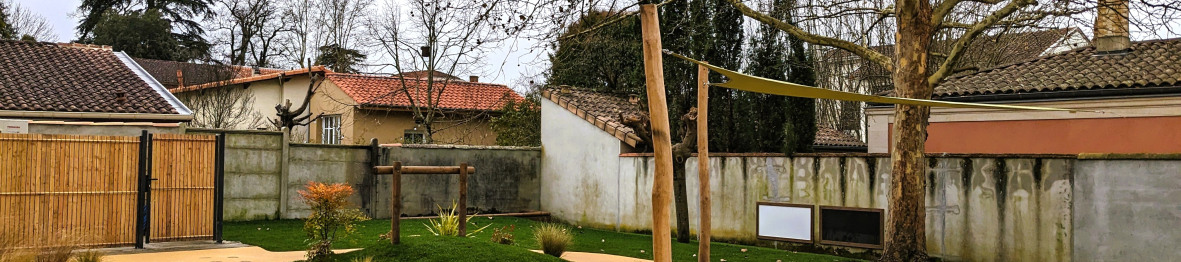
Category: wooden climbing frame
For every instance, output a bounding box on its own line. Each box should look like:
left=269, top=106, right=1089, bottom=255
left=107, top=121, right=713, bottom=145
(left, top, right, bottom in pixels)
left=373, top=162, right=475, bottom=244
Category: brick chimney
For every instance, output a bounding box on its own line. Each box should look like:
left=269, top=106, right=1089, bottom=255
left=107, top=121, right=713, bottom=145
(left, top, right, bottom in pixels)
left=176, top=70, right=185, bottom=89
left=469, top=76, right=479, bottom=82
left=1094, top=0, right=1131, bottom=53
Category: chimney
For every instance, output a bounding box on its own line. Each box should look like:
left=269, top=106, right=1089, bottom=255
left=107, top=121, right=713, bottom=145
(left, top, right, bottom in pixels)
left=1094, top=0, right=1131, bottom=53
left=628, top=94, right=641, bottom=104
left=176, top=70, right=185, bottom=89
left=469, top=76, right=479, bottom=82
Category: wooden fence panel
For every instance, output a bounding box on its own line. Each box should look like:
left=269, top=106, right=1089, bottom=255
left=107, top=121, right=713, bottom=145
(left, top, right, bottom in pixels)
left=149, top=134, right=216, bottom=241
left=0, top=134, right=140, bottom=248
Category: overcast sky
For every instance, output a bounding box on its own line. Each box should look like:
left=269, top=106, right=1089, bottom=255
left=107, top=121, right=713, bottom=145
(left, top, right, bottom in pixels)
left=8, top=0, right=547, bottom=92
left=12, top=0, right=1179, bottom=93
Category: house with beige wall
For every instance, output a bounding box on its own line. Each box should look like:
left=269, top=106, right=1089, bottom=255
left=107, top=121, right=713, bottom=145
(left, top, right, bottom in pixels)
left=171, top=67, right=522, bottom=145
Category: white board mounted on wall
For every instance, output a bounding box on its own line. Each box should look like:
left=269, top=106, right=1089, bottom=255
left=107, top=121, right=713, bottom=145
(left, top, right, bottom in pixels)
left=756, top=202, right=813, bottom=243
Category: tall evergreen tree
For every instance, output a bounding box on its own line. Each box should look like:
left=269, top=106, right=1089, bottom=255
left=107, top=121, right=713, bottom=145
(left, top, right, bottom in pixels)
left=548, top=10, right=644, bottom=94
left=745, top=0, right=815, bottom=153
left=782, top=4, right=817, bottom=154
left=703, top=0, right=746, bottom=152
left=91, top=10, right=189, bottom=60
left=315, top=44, right=366, bottom=73
left=0, top=1, right=14, bottom=40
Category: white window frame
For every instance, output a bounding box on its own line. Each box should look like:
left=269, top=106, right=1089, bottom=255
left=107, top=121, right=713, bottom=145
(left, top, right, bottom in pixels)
left=403, top=129, right=425, bottom=144
left=321, top=115, right=342, bottom=144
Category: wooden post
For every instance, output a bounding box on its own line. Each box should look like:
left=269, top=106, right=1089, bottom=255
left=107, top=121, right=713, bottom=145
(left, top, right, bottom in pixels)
left=391, top=161, right=402, bottom=244
left=696, top=64, right=711, bottom=262
left=639, top=4, right=674, bottom=262
left=458, top=162, right=469, bottom=236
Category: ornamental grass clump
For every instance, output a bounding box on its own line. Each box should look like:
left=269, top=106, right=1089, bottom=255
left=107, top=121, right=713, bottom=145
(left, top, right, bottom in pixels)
left=422, top=202, right=489, bottom=237
left=534, top=223, right=573, bottom=257
left=299, top=182, right=368, bottom=262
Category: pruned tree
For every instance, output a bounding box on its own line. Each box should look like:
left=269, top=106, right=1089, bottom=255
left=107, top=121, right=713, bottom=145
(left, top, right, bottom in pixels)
left=272, top=70, right=326, bottom=131
left=369, top=0, right=527, bottom=144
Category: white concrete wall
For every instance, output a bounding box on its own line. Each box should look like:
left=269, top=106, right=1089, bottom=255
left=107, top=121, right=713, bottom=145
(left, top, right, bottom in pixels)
left=549, top=154, right=1074, bottom=261
left=540, top=98, right=626, bottom=227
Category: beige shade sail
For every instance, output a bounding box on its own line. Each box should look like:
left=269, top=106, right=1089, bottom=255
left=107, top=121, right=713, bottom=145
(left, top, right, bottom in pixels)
left=664, top=51, right=1077, bottom=112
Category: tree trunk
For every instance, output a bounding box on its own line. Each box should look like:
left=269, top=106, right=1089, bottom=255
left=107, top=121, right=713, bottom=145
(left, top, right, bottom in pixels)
left=673, top=156, right=691, bottom=243
left=881, top=0, right=933, bottom=261
left=671, top=108, right=698, bottom=244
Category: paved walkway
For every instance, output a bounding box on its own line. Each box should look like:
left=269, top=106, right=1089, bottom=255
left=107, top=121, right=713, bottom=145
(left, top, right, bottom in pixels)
left=540, top=251, right=652, bottom=262
left=105, top=246, right=334, bottom=262
left=100, top=241, right=649, bottom=262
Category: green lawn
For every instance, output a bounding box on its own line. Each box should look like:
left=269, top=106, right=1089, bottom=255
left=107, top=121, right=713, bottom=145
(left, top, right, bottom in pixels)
left=225, top=217, right=861, bottom=262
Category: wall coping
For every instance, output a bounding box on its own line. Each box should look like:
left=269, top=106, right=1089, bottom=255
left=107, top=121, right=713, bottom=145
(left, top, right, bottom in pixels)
left=186, top=128, right=284, bottom=135
left=1078, top=153, right=1181, bottom=160
left=619, top=152, right=1078, bottom=159
left=382, top=143, right=541, bottom=151
left=291, top=143, right=373, bottom=149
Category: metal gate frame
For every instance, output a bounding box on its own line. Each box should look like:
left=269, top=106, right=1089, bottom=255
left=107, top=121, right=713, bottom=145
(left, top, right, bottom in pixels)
left=133, top=131, right=224, bottom=249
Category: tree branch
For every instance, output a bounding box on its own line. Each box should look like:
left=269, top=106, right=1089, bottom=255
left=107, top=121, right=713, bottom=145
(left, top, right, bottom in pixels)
left=722, top=0, right=894, bottom=72
left=928, top=0, right=1035, bottom=85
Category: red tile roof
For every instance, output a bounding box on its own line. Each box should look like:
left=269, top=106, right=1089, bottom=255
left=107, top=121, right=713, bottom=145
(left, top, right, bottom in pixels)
left=0, top=40, right=183, bottom=115
left=326, top=73, right=523, bottom=111
left=394, top=70, right=463, bottom=81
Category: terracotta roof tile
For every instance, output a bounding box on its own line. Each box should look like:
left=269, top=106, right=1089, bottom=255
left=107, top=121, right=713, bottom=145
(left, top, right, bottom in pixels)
left=0, top=40, right=179, bottom=114
left=825, top=28, right=1081, bottom=81
left=543, top=87, right=866, bottom=149
left=327, top=73, right=523, bottom=111
left=935, top=38, right=1181, bottom=98
left=814, top=126, right=867, bottom=148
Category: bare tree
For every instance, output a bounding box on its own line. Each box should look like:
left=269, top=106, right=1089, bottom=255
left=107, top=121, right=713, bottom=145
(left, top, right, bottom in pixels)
left=2, top=0, right=55, bottom=41
left=279, top=0, right=315, bottom=67
left=368, top=0, right=526, bottom=144
left=180, top=86, right=266, bottom=129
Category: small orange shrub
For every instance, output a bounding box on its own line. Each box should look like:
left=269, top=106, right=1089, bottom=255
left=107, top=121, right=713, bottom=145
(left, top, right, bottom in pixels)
left=299, top=182, right=368, bottom=262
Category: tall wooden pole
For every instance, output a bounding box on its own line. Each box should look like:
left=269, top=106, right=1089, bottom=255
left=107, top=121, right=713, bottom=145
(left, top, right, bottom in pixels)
left=458, top=162, right=469, bottom=236
left=391, top=161, right=402, bottom=244
left=639, top=4, right=674, bottom=262
left=696, top=64, right=711, bottom=262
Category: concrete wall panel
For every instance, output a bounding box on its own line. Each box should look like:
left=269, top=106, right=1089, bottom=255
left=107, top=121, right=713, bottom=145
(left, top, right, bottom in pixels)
left=1074, top=160, right=1181, bottom=262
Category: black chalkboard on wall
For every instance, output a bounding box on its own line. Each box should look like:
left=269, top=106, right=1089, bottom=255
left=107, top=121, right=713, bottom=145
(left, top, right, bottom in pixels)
left=819, top=206, right=884, bottom=249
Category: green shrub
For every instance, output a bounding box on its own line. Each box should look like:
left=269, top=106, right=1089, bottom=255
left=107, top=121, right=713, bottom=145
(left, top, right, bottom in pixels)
left=533, top=223, right=572, bottom=257
left=490, top=225, right=515, bottom=245
left=422, top=202, right=490, bottom=237
left=298, top=182, right=369, bottom=262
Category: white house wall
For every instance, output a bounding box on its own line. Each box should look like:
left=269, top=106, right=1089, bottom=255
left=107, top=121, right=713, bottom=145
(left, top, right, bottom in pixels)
left=540, top=98, right=625, bottom=227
